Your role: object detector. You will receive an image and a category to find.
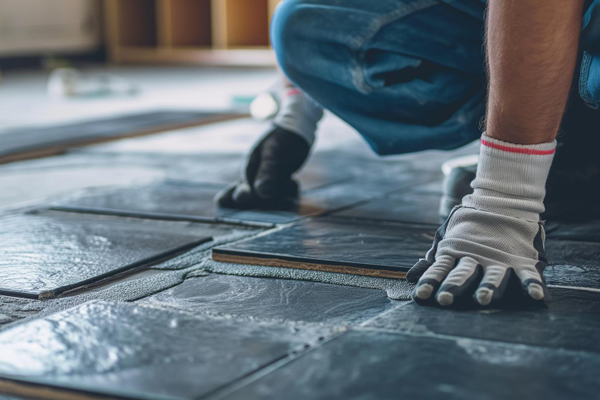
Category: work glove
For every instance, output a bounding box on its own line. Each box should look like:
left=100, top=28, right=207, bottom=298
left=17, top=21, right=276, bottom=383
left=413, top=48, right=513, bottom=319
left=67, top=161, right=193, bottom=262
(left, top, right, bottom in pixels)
left=407, top=134, right=557, bottom=307
left=216, top=125, right=311, bottom=209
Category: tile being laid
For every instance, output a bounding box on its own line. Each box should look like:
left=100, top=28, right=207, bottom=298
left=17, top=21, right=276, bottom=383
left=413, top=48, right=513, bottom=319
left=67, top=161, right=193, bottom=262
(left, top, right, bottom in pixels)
left=0, top=300, right=335, bottom=400
left=221, top=329, right=600, bottom=400
left=212, top=217, right=435, bottom=279
left=139, top=273, right=399, bottom=325
left=365, top=287, right=600, bottom=354
left=0, top=210, right=231, bottom=298
left=52, top=181, right=236, bottom=223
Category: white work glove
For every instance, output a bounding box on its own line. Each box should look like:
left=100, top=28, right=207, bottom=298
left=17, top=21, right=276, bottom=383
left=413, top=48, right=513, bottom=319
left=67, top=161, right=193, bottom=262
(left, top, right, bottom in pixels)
left=407, top=134, right=557, bottom=307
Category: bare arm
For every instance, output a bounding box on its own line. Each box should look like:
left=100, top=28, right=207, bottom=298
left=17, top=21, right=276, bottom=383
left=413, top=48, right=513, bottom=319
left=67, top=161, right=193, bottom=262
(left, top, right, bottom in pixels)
left=486, top=0, right=584, bottom=144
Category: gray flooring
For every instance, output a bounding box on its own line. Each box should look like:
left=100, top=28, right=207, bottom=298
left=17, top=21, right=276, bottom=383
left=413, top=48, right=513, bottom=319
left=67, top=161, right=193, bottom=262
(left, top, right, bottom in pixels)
left=0, top=66, right=597, bottom=400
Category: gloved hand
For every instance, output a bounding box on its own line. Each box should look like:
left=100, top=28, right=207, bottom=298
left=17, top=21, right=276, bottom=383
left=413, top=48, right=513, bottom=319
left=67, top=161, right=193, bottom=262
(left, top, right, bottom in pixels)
left=408, top=205, right=548, bottom=307
left=407, top=134, right=556, bottom=307
left=216, top=125, right=311, bottom=209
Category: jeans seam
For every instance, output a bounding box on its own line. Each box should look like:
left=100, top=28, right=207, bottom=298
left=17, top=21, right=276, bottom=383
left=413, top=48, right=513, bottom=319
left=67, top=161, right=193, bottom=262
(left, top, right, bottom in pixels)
left=348, top=0, right=441, bottom=94
left=579, top=51, right=599, bottom=108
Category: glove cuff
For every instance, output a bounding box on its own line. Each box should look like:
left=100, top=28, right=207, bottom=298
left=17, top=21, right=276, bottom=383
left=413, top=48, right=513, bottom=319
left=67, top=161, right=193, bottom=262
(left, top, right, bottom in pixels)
left=462, top=134, right=556, bottom=221
left=273, top=87, right=323, bottom=145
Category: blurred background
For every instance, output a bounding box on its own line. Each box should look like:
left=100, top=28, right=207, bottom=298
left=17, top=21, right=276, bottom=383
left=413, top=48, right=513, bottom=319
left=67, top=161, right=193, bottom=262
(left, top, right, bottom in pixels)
left=0, top=0, right=281, bottom=131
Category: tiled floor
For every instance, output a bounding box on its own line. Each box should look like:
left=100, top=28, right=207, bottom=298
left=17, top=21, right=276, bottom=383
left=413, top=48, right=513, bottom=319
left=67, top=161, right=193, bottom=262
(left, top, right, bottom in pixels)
left=0, top=66, right=598, bottom=400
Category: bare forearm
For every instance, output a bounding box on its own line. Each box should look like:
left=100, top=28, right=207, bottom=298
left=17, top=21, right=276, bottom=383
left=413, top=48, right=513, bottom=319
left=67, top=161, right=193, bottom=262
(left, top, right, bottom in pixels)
left=486, top=0, right=584, bottom=144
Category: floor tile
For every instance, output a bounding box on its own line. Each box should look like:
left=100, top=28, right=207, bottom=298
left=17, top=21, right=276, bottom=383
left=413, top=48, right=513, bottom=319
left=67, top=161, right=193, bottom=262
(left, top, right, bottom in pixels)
left=0, top=111, right=239, bottom=163
left=138, top=274, right=399, bottom=325
left=0, top=211, right=229, bottom=298
left=364, top=287, right=600, bottom=353
left=225, top=173, right=433, bottom=225
left=77, top=118, right=271, bottom=156
left=0, top=300, right=335, bottom=400
left=0, top=157, right=164, bottom=211
left=53, top=181, right=234, bottom=223
left=84, top=151, right=359, bottom=192
left=222, top=329, right=600, bottom=400
left=213, top=217, right=435, bottom=279
left=547, top=219, right=600, bottom=242
left=333, top=190, right=442, bottom=226
left=545, top=239, right=600, bottom=289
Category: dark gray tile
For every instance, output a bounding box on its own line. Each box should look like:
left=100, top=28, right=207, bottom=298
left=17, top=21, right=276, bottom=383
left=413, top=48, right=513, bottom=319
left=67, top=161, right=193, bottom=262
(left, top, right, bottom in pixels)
left=545, top=239, right=600, bottom=289
left=0, top=211, right=230, bottom=298
left=545, top=264, right=600, bottom=289
left=225, top=174, right=433, bottom=225
left=213, top=218, right=435, bottom=279
left=53, top=181, right=234, bottom=223
left=0, top=301, right=335, bottom=400
left=547, top=219, right=600, bottom=242
left=139, top=274, right=399, bottom=325
left=0, top=111, right=238, bottom=162
left=222, top=329, right=600, bottom=400
left=333, top=191, right=442, bottom=225
left=0, top=156, right=165, bottom=212
left=104, top=151, right=356, bottom=191
left=365, top=288, right=600, bottom=353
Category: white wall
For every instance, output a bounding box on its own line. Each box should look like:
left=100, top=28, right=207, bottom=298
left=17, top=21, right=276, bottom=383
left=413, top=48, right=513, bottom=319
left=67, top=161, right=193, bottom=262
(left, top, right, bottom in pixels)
left=0, top=0, right=101, bottom=56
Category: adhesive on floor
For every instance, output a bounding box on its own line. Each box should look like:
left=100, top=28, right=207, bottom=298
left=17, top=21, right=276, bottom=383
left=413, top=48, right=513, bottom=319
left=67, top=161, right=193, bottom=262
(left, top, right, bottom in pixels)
left=212, top=217, right=435, bottom=279
left=0, top=211, right=229, bottom=298
left=0, top=300, right=336, bottom=400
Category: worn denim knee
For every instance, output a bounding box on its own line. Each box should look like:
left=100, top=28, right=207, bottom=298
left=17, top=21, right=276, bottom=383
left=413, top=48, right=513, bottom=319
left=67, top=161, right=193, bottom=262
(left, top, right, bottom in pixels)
left=272, top=0, right=488, bottom=155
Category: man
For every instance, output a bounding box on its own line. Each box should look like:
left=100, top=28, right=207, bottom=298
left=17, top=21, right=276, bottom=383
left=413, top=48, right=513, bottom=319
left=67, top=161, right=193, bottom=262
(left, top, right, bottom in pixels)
left=218, top=0, right=600, bottom=307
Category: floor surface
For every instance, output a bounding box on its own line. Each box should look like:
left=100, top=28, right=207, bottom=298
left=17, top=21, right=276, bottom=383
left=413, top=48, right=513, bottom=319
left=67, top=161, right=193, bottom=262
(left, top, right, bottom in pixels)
left=0, top=66, right=598, bottom=400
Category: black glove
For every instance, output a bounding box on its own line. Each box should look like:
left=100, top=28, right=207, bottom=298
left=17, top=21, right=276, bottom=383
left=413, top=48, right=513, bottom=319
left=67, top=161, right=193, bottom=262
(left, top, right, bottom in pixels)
left=216, top=125, right=311, bottom=209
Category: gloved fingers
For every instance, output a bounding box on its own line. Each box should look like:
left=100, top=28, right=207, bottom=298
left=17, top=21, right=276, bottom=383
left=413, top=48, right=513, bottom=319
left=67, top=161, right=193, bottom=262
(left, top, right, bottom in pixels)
left=214, top=184, right=241, bottom=208
left=435, top=257, right=482, bottom=307
left=406, top=259, right=432, bottom=283
left=515, top=264, right=548, bottom=302
left=406, top=233, right=440, bottom=283
left=232, top=182, right=255, bottom=204
left=473, top=266, right=512, bottom=306
left=254, top=176, right=299, bottom=200
left=214, top=181, right=259, bottom=209
left=412, top=255, right=455, bottom=303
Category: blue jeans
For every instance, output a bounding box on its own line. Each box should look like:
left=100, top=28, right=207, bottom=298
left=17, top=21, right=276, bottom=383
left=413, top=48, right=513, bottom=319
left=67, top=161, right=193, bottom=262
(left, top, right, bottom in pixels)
left=271, top=0, right=600, bottom=155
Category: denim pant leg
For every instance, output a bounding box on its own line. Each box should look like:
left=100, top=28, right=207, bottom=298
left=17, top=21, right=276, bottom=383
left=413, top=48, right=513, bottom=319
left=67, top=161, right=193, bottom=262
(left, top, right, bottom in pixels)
left=271, top=0, right=487, bottom=155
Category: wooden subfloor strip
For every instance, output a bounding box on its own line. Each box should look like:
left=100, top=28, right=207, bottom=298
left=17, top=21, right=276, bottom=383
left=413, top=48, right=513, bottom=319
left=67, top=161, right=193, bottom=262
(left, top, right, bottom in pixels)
left=211, top=251, right=407, bottom=280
